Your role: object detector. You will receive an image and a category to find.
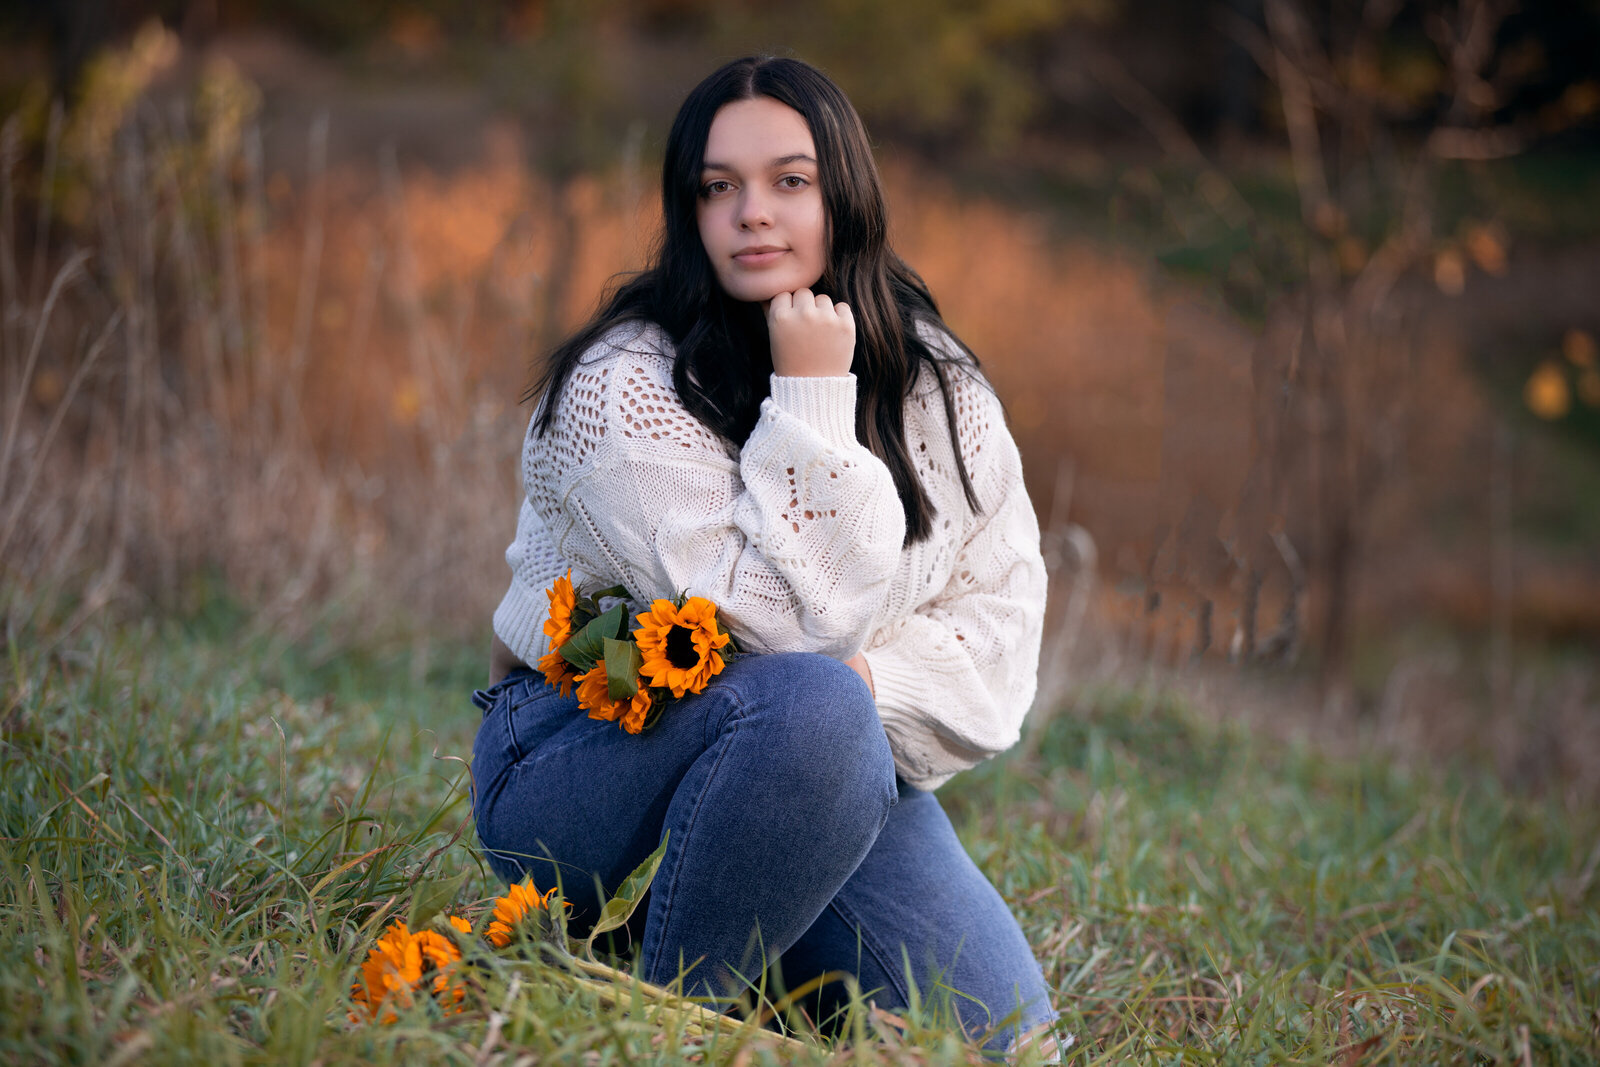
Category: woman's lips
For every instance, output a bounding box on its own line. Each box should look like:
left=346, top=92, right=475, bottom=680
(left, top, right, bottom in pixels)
left=733, top=247, right=787, bottom=267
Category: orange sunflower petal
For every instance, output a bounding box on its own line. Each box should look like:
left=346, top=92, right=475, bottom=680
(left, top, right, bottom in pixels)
left=413, top=930, right=466, bottom=1011
left=543, top=570, right=576, bottom=645
left=575, top=659, right=653, bottom=729
left=634, top=597, right=729, bottom=698
left=619, top=690, right=653, bottom=734
left=487, top=878, right=556, bottom=948
left=539, top=646, right=579, bottom=697
left=575, top=662, right=620, bottom=721
left=350, top=919, right=467, bottom=1023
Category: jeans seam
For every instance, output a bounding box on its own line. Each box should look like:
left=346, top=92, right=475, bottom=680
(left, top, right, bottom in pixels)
left=699, top=682, right=748, bottom=749
left=645, top=714, right=742, bottom=987
left=472, top=761, right=517, bottom=872
left=825, top=893, right=913, bottom=1010
left=504, top=688, right=524, bottom=760
left=502, top=680, right=601, bottom=767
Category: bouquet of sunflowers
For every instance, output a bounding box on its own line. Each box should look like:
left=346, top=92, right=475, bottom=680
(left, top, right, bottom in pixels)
left=348, top=837, right=808, bottom=1048
left=349, top=884, right=563, bottom=1024
left=349, top=864, right=625, bottom=1025
left=537, top=571, right=736, bottom=734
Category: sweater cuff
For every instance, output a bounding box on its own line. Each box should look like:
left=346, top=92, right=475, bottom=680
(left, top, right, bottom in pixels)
left=860, top=647, right=925, bottom=722
left=493, top=578, right=551, bottom=665
left=767, top=374, right=858, bottom=447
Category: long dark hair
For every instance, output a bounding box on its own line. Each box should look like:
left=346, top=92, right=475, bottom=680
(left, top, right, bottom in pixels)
left=528, top=55, right=981, bottom=543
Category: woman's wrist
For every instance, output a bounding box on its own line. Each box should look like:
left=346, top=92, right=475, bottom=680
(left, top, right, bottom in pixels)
left=766, top=373, right=858, bottom=445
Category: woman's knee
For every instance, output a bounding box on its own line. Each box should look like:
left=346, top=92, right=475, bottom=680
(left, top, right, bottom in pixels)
left=715, top=651, right=896, bottom=805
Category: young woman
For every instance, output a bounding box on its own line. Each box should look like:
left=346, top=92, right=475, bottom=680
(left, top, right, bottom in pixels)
left=471, top=56, right=1057, bottom=1053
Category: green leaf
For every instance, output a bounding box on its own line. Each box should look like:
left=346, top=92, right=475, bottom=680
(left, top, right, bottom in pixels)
left=584, top=831, right=669, bottom=958
left=567, top=604, right=595, bottom=635
left=602, top=638, right=644, bottom=700
left=562, top=603, right=624, bottom=672
left=407, top=870, right=470, bottom=929
left=546, top=888, right=570, bottom=947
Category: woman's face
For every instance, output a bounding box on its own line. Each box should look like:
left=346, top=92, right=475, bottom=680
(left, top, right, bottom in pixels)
left=696, top=96, right=827, bottom=305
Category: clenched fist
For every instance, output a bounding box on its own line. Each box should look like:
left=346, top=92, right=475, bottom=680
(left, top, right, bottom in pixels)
left=766, top=288, right=855, bottom=377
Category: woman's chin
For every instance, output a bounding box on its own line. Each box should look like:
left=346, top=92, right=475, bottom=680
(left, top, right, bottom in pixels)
left=719, top=272, right=824, bottom=306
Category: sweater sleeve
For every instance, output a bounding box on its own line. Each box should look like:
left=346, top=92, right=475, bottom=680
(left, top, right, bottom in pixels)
left=527, top=325, right=906, bottom=658
left=491, top=496, right=574, bottom=665
left=862, top=368, right=1047, bottom=790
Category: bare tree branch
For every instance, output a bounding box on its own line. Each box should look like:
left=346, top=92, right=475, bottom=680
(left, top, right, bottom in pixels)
left=1264, top=0, right=1332, bottom=227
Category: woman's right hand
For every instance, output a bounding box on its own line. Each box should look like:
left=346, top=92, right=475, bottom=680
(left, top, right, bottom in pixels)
left=766, top=288, right=855, bottom=377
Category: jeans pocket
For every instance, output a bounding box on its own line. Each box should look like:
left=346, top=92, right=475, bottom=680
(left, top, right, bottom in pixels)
left=472, top=667, right=536, bottom=716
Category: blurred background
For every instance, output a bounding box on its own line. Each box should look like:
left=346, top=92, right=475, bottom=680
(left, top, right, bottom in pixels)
left=1, top=0, right=1596, bottom=797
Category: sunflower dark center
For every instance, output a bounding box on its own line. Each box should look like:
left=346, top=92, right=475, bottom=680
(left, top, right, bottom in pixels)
left=665, top=625, right=700, bottom=669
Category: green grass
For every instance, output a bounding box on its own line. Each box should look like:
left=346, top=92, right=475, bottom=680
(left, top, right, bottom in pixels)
left=3, top=612, right=1597, bottom=1064
left=949, top=695, right=1600, bottom=1061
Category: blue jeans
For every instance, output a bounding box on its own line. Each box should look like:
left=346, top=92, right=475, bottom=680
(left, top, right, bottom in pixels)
left=470, top=651, right=1056, bottom=1050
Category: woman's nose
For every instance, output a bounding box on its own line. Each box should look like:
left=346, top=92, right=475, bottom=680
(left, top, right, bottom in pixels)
left=737, top=191, right=772, bottom=230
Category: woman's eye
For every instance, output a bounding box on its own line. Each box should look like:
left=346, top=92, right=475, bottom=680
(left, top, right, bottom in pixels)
left=778, top=175, right=809, bottom=190
left=701, top=179, right=733, bottom=197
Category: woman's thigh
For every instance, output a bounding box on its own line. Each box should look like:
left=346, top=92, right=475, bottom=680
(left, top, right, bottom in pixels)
left=776, top=783, right=1056, bottom=1051
left=470, top=651, right=896, bottom=947
left=470, top=666, right=724, bottom=922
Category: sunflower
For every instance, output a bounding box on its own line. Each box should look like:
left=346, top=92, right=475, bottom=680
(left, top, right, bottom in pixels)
left=575, top=661, right=654, bottom=733
left=539, top=571, right=582, bottom=695
left=539, top=646, right=580, bottom=697
left=633, top=597, right=731, bottom=699
left=487, top=879, right=561, bottom=948
left=349, top=919, right=467, bottom=1023
left=619, top=694, right=652, bottom=735
left=543, top=570, right=577, bottom=645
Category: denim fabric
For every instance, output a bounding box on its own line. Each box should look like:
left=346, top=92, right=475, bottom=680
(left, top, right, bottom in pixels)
left=471, top=651, right=1056, bottom=1050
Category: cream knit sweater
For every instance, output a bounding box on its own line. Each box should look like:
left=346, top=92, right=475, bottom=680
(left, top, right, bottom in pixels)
left=492, top=320, right=1046, bottom=790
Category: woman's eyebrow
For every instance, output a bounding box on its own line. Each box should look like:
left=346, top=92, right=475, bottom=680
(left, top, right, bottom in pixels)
left=700, top=153, right=818, bottom=173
